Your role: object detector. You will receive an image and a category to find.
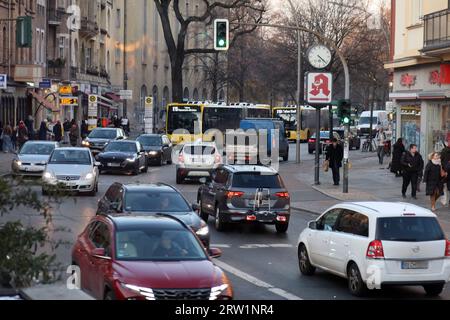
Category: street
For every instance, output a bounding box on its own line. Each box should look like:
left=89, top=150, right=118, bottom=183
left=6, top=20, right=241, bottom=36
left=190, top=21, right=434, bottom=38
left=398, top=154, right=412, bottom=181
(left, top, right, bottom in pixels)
left=3, top=143, right=450, bottom=300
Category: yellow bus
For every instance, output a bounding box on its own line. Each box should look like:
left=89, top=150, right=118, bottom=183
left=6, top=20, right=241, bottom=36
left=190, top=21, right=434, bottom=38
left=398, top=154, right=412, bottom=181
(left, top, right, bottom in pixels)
left=166, top=102, right=206, bottom=144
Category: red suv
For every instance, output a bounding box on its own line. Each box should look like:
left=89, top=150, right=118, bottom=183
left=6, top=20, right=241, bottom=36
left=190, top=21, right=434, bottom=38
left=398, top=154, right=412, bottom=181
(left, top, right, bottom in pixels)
left=72, top=214, right=233, bottom=300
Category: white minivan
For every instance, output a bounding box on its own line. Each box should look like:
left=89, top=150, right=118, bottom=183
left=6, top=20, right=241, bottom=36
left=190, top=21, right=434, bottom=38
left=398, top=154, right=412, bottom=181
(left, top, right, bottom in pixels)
left=357, top=111, right=388, bottom=137
left=297, top=202, right=450, bottom=297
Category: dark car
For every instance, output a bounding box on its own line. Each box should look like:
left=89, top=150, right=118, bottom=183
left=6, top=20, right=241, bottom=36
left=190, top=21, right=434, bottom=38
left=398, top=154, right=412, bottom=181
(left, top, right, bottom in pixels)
left=97, top=140, right=148, bottom=175
left=334, top=129, right=361, bottom=151
left=97, top=183, right=210, bottom=248
left=82, top=128, right=127, bottom=154
left=197, top=165, right=291, bottom=233
left=71, top=214, right=232, bottom=300
left=308, top=130, right=360, bottom=154
left=136, top=134, right=173, bottom=166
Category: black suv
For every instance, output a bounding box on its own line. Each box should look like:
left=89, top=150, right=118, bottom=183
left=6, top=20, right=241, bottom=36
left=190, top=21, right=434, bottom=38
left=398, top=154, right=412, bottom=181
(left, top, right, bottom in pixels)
left=97, top=183, right=210, bottom=248
left=197, top=165, right=291, bottom=233
left=136, top=134, right=173, bottom=166
left=82, top=128, right=127, bottom=154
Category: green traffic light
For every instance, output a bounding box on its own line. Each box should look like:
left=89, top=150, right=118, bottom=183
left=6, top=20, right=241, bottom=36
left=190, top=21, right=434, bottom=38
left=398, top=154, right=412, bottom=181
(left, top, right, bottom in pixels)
left=218, top=39, right=225, bottom=47
left=343, top=117, right=350, bottom=125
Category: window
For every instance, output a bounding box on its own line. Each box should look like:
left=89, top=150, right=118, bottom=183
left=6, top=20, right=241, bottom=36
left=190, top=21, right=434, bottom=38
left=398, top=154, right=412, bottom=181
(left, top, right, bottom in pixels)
left=317, top=209, right=341, bottom=232
left=410, top=0, right=423, bottom=26
left=214, top=169, right=229, bottom=185
left=124, top=191, right=191, bottom=213
left=116, top=9, right=121, bottom=28
left=59, top=36, right=66, bottom=59
left=376, top=217, right=445, bottom=242
left=232, top=173, right=283, bottom=189
left=89, top=222, right=111, bottom=255
left=86, top=47, right=92, bottom=68
left=336, top=210, right=369, bottom=237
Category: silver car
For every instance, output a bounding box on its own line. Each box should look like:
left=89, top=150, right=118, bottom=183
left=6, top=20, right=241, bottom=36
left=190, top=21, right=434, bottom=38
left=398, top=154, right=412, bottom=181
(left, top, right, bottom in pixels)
left=42, top=148, right=100, bottom=196
left=12, top=141, right=60, bottom=177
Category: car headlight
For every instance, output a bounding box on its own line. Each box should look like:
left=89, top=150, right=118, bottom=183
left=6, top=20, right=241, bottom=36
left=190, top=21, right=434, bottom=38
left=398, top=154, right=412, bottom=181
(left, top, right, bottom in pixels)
left=149, top=151, right=158, bottom=156
left=120, top=283, right=155, bottom=300
left=210, top=284, right=229, bottom=300
left=196, top=223, right=209, bottom=237
left=126, top=157, right=137, bottom=162
left=43, top=172, right=55, bottom=180
left=82, top=141, right=90, bottom=147
left=14, top=160, right=22, bottom=166
left=84, top=173, right=94, bottom=180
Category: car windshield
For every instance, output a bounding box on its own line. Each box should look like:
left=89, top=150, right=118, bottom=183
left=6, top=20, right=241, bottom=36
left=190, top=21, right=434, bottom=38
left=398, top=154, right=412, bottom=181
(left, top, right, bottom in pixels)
left=105, top=142, right=137, bottom=153
left=89, top=129, right=117, bottom=139
left=115, top=228, right=207, bottom=261
left=137, top=136, right=161, bottom=146
left=359, top=117, right=378, bottom=126
left=310, top=132, right=329, bottom=139
left=232, top=173, right=284, bottom=188
left=376, top=217, right=445, bottom=242
left=20, top=143, right=55, bottom=155
left=183, top=146, right=216, bottom=155
left=49, top=150, right=91, bottom=165
left=124, top=191, right=191, bottom=213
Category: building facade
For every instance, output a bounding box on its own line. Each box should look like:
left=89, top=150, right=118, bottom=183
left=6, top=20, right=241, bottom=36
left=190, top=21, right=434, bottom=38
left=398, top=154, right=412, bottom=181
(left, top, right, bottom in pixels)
left=0, top=0, right=211, bottom=134
left=387, top=0, right=450, bottom=156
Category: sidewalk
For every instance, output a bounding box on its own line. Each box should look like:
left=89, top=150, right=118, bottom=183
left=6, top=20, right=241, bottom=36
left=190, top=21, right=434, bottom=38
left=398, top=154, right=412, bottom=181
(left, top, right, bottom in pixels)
left=0, top=152, right=14, bottom=177
left=285, top=152, right=450, bottom=234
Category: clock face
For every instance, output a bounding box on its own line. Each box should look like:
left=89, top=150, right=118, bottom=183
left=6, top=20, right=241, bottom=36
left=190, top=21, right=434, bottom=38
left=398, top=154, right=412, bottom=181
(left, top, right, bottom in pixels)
left=307, top=45, right=332, bottom=69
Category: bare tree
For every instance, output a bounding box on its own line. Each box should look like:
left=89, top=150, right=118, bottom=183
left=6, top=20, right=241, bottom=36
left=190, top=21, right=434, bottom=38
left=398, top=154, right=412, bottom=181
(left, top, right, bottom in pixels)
left=154, top=0, right=266, bottom=102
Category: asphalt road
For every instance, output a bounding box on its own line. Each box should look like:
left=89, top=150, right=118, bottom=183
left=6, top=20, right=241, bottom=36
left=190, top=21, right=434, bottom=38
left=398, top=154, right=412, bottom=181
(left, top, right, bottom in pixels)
left=2, top=143, right=450, bottom=300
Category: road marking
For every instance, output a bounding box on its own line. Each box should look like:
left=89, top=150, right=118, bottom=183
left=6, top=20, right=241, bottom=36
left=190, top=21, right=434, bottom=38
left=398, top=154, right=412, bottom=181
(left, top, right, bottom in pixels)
left=213, top=259, right=303, bottom=300
left=210, top=244, right=231, bottom=248
left=239, top=244, right=294, bottom=249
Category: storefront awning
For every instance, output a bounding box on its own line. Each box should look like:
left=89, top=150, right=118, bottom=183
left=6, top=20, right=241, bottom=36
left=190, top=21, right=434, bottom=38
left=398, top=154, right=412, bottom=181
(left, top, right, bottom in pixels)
left=104, top=92, right=122, bottom=102
left=29, top=90, right=59, bottom=112
left=98, top=95, right=118, bottom=110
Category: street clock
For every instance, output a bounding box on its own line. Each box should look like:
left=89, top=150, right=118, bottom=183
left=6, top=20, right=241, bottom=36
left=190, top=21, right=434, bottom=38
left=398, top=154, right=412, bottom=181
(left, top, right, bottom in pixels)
left=307, top=44, right=332, bottom=69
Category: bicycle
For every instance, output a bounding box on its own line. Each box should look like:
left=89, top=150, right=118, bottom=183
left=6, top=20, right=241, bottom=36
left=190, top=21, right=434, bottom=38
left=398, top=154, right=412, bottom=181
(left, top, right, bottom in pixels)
left=362, top=138, right=376, bottom=153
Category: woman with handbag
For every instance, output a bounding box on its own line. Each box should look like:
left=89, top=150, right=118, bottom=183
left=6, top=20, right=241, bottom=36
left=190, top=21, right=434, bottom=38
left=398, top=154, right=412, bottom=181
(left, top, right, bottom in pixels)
left=423, top=152, right=447, bottom=212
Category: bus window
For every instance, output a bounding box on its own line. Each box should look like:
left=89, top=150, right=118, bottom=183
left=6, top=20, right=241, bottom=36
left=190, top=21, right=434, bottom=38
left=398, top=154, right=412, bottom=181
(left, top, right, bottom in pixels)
left=167, top=106, right=202, bottom=134
left=203, top=107, right=243, bottom=133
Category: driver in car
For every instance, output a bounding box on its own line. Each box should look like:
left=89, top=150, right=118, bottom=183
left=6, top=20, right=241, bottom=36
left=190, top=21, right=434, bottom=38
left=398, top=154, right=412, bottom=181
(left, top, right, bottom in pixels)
left=153, top=233, right=188, bottom=258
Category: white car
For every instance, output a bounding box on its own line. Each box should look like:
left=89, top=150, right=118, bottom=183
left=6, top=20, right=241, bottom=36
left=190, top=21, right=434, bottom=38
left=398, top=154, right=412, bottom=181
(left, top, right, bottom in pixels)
left=176, top=142, right=222, bottom=184
left=42, top=148, right=100, bottom=196
left=297, top=202, right=450, bottom=297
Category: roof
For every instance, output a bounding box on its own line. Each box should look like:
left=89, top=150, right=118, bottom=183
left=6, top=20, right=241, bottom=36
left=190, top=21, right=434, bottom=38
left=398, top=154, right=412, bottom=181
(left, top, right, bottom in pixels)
left=24, top=141, right=58, bottom=145
left=138, top=134, right=163, bottom=137
left=120, top=183, right=176, bottom=193
left=108, top=214, right=187, bottom=231
left=223, top=165, right=278, bottom=174
left=54, top=147, right=90, bottom=152
left=330, top=202, right=437, bottom=218
left=92, top=127, right=120, bottom=131
left=182, top=142, right=216, bottom=147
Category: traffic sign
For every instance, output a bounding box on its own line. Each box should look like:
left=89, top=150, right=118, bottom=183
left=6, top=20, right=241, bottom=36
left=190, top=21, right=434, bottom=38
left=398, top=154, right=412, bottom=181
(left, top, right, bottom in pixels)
left=59, top=85, right=72, bottom=95
left=119, top=90, right=133, bottom=100
left=0, top=74, right=7, bottom=89
left=306, top=72, right=333, bottom=104
left=89, top=95, right=98, bottom=103
left=88, top=95, right=98, bottom=131
left=60, top=97, right=78, bottom=106
left=39, top=79, right=51, bottom=89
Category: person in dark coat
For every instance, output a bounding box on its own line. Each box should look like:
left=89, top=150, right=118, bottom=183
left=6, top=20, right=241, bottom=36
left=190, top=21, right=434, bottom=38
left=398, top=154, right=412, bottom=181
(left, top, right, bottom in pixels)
left=25, top=116, right=35, bottom=141
left=391, top=138, right=405, bottom=177
left=63, top=119, right=71, bottom=144
left=69, top=123, right=80, bottom=147
left=16, top=121, right=29, bottom=149
left=401, top=144, right=424, bottom=200
left=53, top=120, right=63, bottom=142
left=325, top=138, right=344, bottom=186
left=38, top=121, right=49, bottom=141
left=424, top=152, right=446, bottom=211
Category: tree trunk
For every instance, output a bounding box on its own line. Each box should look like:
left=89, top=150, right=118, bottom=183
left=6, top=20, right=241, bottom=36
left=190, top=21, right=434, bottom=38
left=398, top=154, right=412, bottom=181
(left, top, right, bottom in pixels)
left=171, top=60, right=184, bottom=102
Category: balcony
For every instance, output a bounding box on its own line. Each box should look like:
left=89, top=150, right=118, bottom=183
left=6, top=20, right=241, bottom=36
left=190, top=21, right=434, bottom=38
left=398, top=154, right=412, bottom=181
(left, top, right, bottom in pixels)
left=48, top=7, right=65, bottom=26
left=47, top=58, right=66, bottom=79
left=423, top=9, right=450, bottom=53
left=80, top=17, right=99, bottom=39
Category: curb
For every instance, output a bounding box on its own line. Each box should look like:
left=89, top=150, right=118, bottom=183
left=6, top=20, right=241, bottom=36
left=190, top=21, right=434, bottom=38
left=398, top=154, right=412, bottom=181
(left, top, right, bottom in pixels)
left=291, top=206, right=321, bottom=216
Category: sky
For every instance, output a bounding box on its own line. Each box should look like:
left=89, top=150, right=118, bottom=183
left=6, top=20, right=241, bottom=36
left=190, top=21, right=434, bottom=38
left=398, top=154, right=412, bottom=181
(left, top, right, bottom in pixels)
left=269, top=0, right=388, bottom=14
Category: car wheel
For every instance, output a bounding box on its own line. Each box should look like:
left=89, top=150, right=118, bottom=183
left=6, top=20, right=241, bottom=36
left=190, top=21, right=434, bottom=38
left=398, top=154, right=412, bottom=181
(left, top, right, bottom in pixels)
left=298, top=245, right=316, bottom=276
left=142, top=163, right=148, bottom=173
left=276, top=223, right=289, bottom=233
left=176, top=170, right=184, bottom=184
left=214, top=206, right=226, bottom=232
left=424, top=284, right=444, bottom=296
left=347, top=263, right=368, bottom=297
left=104, top=290, right=116, bottom=301
left=133, top=165, right=140, bottom=176
left=199, top=198, right=209, bottom=222
left=42, top=188, right=48, bottom=196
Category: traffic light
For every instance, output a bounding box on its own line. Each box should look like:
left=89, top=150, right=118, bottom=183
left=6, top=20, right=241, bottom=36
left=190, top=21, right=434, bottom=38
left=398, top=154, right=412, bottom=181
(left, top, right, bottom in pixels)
left=16, top=16, right=32, bottom=48
left=337, top=99, right=352, bottom=126
left=214, top=19, right=229, bottom=51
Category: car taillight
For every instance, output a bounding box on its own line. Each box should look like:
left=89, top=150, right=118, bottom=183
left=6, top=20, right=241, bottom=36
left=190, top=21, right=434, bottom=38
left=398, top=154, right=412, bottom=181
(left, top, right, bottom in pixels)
left=446, top=240, right=450, bottom=257
left=366, top=240, right=384, bottom=259
left=178, top=154, right=185, bottom=164
left=325, top=140, right=331, bottom=144
left=226, top=191, right=244, bottom=199
left=308, top=139, right=315, bottom=143
left=275, top=192, right=290, bottom=199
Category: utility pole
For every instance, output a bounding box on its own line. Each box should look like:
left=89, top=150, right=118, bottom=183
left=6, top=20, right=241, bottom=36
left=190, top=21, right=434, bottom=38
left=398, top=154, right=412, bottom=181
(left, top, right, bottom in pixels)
left=287, top=0, right=302, bottom=164
left=123, top=0, right=128, bottom=117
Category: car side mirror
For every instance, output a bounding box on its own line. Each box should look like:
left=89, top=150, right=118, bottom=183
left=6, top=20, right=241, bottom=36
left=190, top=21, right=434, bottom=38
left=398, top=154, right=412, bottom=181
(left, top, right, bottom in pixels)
left=209, top=248, right=222, bottom=259
left=192, top=203, right=200, bottom=212
left=308, top=221, right=317, bottom=230
left=91, top=248, right=110, bottom=259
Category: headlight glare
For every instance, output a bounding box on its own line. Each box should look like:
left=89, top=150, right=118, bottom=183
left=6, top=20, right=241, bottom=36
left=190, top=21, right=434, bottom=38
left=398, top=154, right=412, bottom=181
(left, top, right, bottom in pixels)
left=210, top=284, right=229, bottom=300
left=120, top=283, right=155, bottom=300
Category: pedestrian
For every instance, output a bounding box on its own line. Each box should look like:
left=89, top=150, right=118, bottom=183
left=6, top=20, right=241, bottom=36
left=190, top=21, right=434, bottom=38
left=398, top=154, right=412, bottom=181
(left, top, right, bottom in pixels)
left=63, top=119, right=71, bottom=144
left=53, top=120, right=63, bottom=143
left=325, top=138, right=344, bottom=186
left=2, top=125, right=14, bottom=153
left=81, top=120, right=89, bottom=139
left=69, top=123, right=80, bottom=147
left=16, top=121, right=29, bottom=150
left=391, top=138, right=405, bottom=177
left=444, top=154, right=450, bottom=208
left=401, top=144, right=424, bottom=200
left=0, top=121, right=3, bottom=152
left=25, top=115, right=35, bottom=141
left=424, top=152, right=447, bottom=212
left=375, top=128, right=387, bottom=165
left=38, top=121, right=49, bottom=141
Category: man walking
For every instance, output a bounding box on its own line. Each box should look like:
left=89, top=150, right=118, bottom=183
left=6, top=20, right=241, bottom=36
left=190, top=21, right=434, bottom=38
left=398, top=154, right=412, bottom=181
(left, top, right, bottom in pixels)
left=375, top=128, right=387, bottom=165
left=63, top=119, right=71, bottom=144
left=400, top=144, right=424, bottom=200
left=326, top=138, right=344, bottom=186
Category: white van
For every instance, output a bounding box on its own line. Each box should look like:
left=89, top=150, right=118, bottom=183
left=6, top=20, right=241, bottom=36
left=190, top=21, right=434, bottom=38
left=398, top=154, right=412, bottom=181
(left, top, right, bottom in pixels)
left=357, top=111, right=388, bottom=137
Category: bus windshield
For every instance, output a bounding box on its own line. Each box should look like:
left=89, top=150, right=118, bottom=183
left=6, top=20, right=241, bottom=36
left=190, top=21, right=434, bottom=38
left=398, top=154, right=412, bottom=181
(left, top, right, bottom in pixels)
left=247, top=108, right=271, bottom=118
left=167, top=105, right=202, bottom=134
left=203, top=107, right=243, bottom=133
left=274, top=110, right=297, bottom=131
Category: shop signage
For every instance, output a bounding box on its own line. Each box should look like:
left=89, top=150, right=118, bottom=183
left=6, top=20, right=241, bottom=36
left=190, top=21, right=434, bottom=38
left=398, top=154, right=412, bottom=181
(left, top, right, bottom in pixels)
left=400, top=74, right=416, bottom=87
left=59, top=85, right=72, bottom=95
left=60, top=97, right=79, bottom=106
left=306, top=72, right=333, bottom=104
left=0, top=74, right=7, bottom=89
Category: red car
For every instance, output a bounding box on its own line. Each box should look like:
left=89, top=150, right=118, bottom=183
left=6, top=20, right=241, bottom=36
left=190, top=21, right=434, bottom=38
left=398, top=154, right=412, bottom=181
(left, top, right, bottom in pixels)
left=72, top=214, right=233, bottom=300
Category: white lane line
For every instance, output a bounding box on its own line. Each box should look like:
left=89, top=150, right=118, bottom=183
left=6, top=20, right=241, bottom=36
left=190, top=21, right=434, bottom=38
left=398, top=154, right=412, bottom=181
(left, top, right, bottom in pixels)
left=210, top=244, right=231, bottom=248
left=213, top=259, right=303, bottom=300
left=239, top=244, right=294, bottom=249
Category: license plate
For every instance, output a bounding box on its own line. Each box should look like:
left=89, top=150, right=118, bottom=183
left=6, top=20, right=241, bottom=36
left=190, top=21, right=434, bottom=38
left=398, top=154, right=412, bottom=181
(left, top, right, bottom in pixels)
left=401, top=261, right=429, bottom=270
left=108, top=163, right=121, bottom=167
